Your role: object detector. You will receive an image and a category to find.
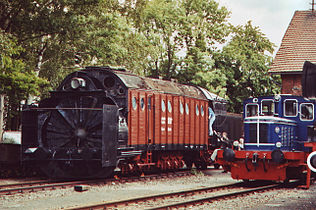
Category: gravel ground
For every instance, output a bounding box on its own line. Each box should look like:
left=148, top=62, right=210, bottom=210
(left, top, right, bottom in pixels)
left=0, top=169, right=315, bottom=210
left=204, top=183, right=316, bottom=209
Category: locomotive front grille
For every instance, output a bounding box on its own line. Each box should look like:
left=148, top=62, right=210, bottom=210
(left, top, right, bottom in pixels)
left=248, top=124, right=268, bottom=144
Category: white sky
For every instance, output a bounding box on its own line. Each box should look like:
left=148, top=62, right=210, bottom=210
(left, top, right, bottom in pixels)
left=218, top=0, right=311, bottom=54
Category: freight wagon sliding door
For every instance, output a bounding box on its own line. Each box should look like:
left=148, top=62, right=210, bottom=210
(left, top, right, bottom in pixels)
left=128, top=90, right=155, bottom=148
left=128, top=90, right=146, bottom=147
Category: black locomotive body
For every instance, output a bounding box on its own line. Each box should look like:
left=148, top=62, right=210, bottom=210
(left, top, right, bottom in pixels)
left=22, top=67, right=129, bottom=178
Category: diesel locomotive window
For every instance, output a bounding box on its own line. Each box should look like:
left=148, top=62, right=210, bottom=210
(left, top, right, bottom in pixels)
left=140, top=98, right=145, bottom=110
left=161, top=100, right=166, bottom=112
left=132, top=97, right=137, bottom=110
left=201, top=105, right=204, bottom=116
left=195, top=104, right=199, bottom=115
left=246, top=104, right=258, bottom=117
left=185, top=103, right=189, bottom=115
left=261, top=100, right=274, bottom=116
left=300, top=103, right=314, bottom=121
left=180, top=102, right=184, bottom=114
left=284, top=99, right=298, bottom=117
left=168, top=100, right=172, bottom=112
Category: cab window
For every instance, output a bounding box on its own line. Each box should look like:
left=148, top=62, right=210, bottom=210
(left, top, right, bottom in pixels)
left=284, top=99, right=297, bottom=117
left=300, top=103, right=314, bottom=121
left=246, top=104, right=259, bottom=117
left=261, top=100, right=274, bottom=116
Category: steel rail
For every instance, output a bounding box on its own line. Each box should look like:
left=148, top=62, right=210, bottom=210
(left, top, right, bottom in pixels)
left=66, top=182, right=244, bottom=210
left=150, top=183, right=280, bottom=209
left=0, top=180, right=54, bottom=190
left=0, top=170, right=194, bottom=196
left=0, top=180, right=94, bottom=195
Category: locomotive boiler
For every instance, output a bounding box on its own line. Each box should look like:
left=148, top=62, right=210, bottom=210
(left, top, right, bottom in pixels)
left=21, top=66, right=227, bottom=179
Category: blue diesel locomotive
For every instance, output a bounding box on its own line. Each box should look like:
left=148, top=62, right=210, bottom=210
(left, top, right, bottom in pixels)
left=217, top=61, right=316, bottom=188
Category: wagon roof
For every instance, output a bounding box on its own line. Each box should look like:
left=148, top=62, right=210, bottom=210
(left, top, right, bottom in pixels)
left=83, top=66, right=224, bottom=101
left=115, top=70, right=207, bottom=99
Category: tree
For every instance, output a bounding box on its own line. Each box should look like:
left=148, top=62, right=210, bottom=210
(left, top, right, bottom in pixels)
left=72, top=1, right=156, bottom=76
left=214, top=21, right=281, bottom=113
left=0, top=1, right=102, bottom=129
left=120, top=0, right=230, bottom=81
left=177, top=0, right=230, bottom=82
left=0, top=0, right=102, bottom=88
left=0, top=31, right=46, bottom=131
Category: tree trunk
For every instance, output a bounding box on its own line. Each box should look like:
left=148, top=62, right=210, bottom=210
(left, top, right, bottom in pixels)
left=27, top=36, right=47, bottom=104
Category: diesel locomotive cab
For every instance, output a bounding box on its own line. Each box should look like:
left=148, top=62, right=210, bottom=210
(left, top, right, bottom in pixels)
left=22, top=67, right=128, bottom=178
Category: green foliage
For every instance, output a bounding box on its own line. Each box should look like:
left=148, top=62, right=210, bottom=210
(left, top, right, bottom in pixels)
left=0, top=0, right=102, bottom=91
left=0, top=31, right=47, bottom=100
left=73, top=4, right=155, bottom=76
left=214, top=21, right=281, bottom=112
left=122, top=0, right=230, bottom=82
left=0, top=31, right=47, bottom=129
left=0, top=0, right=282, bottom=131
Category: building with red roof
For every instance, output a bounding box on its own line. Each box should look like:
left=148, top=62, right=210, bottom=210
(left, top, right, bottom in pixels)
left=269, top=10, right=316, bottom=95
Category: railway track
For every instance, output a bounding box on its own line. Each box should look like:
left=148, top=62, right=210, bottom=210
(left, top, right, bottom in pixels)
left=0, top=170, right=193, bottom=195
left=67, top=182, right=282, bottom=210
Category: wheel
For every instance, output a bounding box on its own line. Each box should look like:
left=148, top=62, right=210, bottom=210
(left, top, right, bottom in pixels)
left=200, top=162, right=208, bottom=170
left=214, top=163, right=220, bottom=169
left=185, top=160, right=193, bottom=169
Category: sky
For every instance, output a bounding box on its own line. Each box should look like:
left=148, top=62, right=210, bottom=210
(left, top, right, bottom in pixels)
left=218, top=0, right=311, bottom=55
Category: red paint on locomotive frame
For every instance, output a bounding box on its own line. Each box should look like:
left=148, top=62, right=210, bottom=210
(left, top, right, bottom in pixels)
left=217, top=150, right=307, bottom=181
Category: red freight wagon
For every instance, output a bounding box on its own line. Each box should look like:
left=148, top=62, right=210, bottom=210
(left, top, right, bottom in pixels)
left=125, top=75, right=211, bottom=173
left=128, top=90, right=208, bottom=148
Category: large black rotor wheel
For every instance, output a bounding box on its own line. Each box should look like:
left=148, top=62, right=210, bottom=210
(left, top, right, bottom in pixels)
left=40, top=95, right=115, bottom=179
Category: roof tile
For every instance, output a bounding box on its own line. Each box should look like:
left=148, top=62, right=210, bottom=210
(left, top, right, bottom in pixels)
left=269, top=11, right=316, bottom=73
